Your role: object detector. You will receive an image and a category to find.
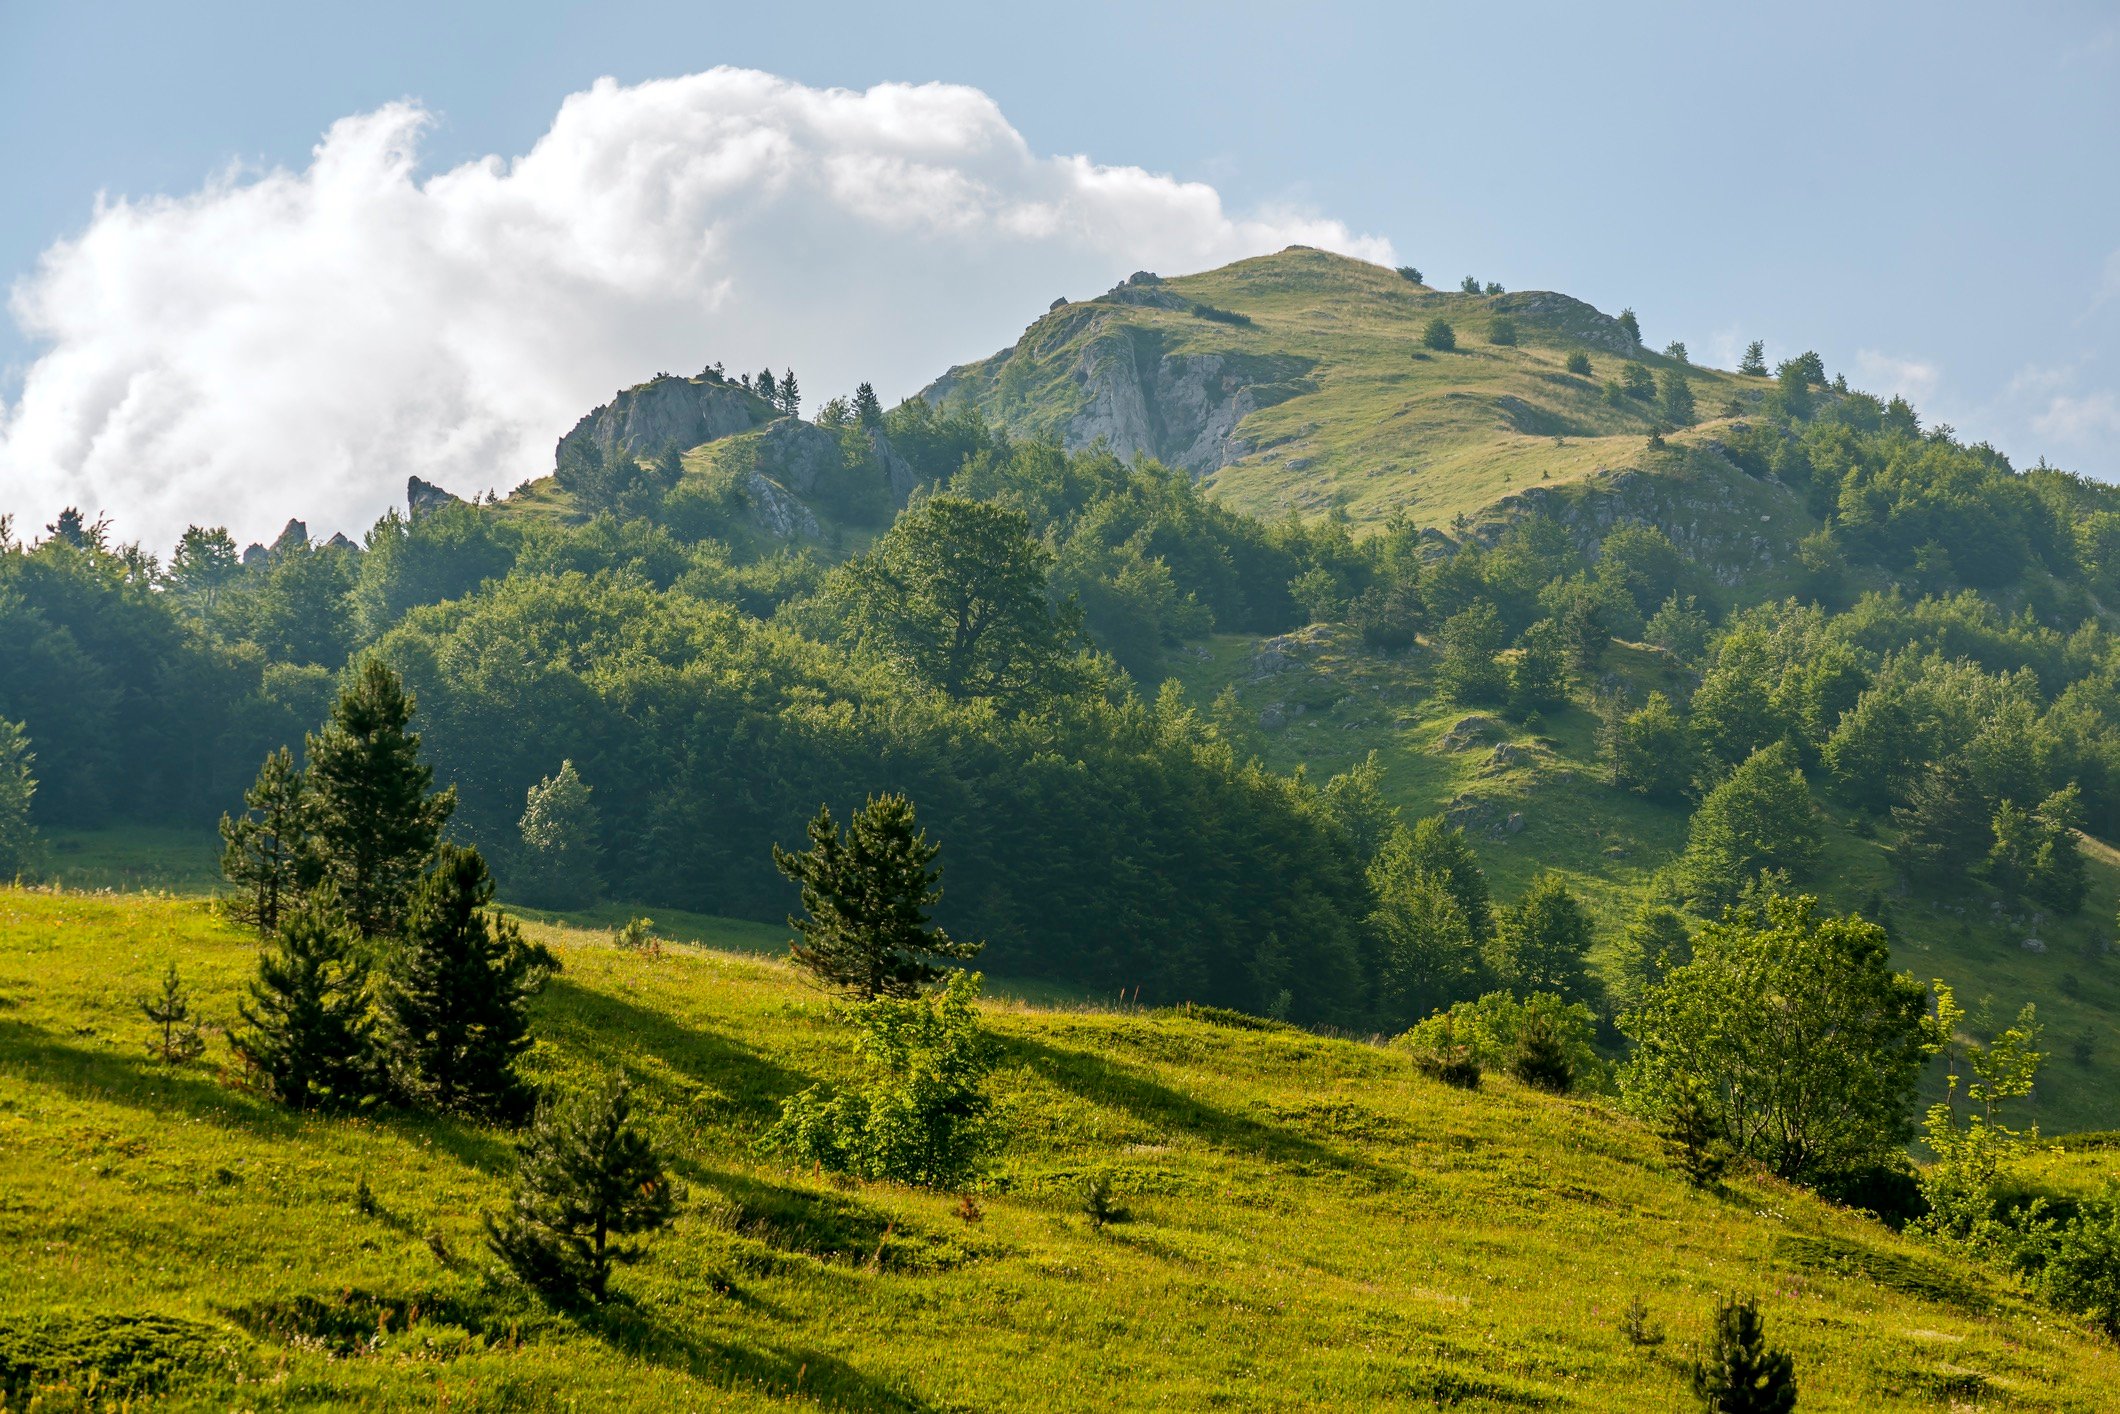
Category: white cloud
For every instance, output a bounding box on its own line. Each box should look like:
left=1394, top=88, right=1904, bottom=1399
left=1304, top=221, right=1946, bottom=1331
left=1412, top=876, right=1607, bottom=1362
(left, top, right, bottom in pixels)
left=1851, top=349, right=1941, bottom=405
left=0, top=68, right=1392, bottom=550
left=2033, top=389, right=2120, bottom=444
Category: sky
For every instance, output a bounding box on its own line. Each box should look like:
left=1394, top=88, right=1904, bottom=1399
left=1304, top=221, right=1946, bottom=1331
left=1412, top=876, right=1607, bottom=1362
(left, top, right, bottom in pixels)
left=1, top=1, right=2116, bottom=550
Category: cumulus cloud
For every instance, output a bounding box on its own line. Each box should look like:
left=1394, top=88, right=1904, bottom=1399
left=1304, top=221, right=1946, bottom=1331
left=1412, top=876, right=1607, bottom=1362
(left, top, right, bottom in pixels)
left=1851, top=349, right=1941, bottom=405
left=2033, top=389, right=2120, bottom=444
left=0, top=68, right=1392, bottom=550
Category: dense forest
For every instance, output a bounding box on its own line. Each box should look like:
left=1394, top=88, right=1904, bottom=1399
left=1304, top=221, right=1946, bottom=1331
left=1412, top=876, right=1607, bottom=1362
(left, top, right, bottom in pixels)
left=9, top=347, right=2120, bottom=1039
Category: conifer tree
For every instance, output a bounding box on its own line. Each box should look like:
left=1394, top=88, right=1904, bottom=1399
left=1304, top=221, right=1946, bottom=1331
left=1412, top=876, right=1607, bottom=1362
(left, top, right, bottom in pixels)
left=1490, top=873, right=1597, bottom=1005
left=0, top=718, right=36, bottom=877
left=755, top=368, right=778, bottom=405
left=778, top=367, right=801, bottom=417
left=379, top=845, right=557, bottom=1119
left=852, top=381, right=884, bottom=427
left=1659, top=366, right=1697, bottom=426
left=1617, top=307, right=1642, bottom=347
left=1691, top=1295, right=1797, bottom=1413
left=1891, top=758, right=1988, bottom=884
left=305, top=660, right=455, bottom=937
left=141, top=963, right=207, bottom=1064
left=1739, top=340, right=1768, bottom=376
left=220, top=746, right=312, bottom=935
left=485, top=1079, right=678, bottom=1303
left=515, top=760, right=602, bottom=909
left=231, top=892, right=377, bottom=1111
left=773, top=794, right=983, bottom=999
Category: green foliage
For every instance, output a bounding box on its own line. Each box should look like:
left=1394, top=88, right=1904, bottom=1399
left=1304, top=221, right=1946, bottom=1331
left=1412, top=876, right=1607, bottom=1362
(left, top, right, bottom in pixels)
left=1658, top=367, right=1697, bottom=427
left=485, top=1079, right=680, bottom=1304
left=1509, top=1007, right=1576, bottom=1092
left=0, top=718, right=35, bottom=876
left=1395, top=265, right=1423, bottom=284
left=1616, top=308, right=1642, bottom=347
left=379, top=845, right=558, bottom=1120
left=1621, top=362, right=1656, bottom=401
left=139, top=962, right=207, bottom=1064
left=1674, top=742, right=1822, bottom=910
left=1421, top=318, right=1457, bottom=352
left=1395, top=1009, right=1482, bottom=1087
left=2035, top=1191, right=2120, bottom=1336
left=231, top=891, right=378, bottom=1112
left=1623, top=895, right=1935, bottom=1183
left=218, top=746, right=312, bottom=936
left=305, top=660, right=455, bottom=937
left=1985, top=788, right=2087, bottom=914
left=774, top=794, right=983, bottom=1000
left=1890, top=759, right=1990, bottom=885
left=1644, top=593, right=1711, bottom=662
left=1605, top=691, right=1694, bottom=802
left=515, top=759, right=602, bottom=910
left=1739, top=340, right=1768, bottom=376
left=1488, top=316, right=1518, bottom=347
left=1608, top=903, right=1693, bottom=1016
left=1918, top=982, right=2043, bottom=1241
left=1565, top=350, right=1593, bottom=376
left=1489, top=873, right=1597, bottom=1006
left=1369, top=847, right=1487, bottom=1023
left=1080, top=1169, right=1128, bottom=1227
left=1434, top=602, right=1506, bottom=704
left=1691, top=1295, right=1796, bottom=1413
left=1405, top=991, right=1604, bottom=1094
left=827, top=495, right=1081, bottom=707
left=766, top=970, right=998, bottom=1189
left=1506, top=619, right=1569, bottom=718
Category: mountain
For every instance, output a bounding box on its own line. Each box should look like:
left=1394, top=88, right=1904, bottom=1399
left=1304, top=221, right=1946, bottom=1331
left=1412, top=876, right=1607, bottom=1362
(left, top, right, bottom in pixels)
left=921, top=247, right=1803, bottom=568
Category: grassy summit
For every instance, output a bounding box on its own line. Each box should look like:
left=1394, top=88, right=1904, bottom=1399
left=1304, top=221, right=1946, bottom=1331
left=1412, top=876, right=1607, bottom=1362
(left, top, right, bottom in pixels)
left=925, top=247, right=1755, bottom=530
left=4, top=886, right=2118, bottom=1409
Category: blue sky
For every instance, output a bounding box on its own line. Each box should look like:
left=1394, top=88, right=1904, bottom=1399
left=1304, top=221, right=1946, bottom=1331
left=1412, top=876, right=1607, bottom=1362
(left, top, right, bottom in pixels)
left=3, top=1, right=2116, bottom=544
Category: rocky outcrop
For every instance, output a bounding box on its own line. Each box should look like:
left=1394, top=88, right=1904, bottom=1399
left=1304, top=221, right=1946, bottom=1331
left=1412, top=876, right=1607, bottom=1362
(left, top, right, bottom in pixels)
left=556, top=375, right=771, bottom=471
left=1054, top=326, right=1312, bottom=474
left=1488, top=291, right=1639, bottom=355
left=407, top=476, right=464, bottom=518
left=323, top=532, right=358, bottom=551
left=740, top=472, right=821, bottom=539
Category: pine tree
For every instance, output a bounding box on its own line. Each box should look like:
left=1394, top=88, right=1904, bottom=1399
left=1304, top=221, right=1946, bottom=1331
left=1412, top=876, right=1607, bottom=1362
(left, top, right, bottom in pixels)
left=1891, top=758, right=1989, bottom=884
left=379, top=845, right=557, bottom=1119
left=485, top=1079, right=679, bottom=1303
left=778, top=368, right=801, bottom=417
left=515, top=760, right=602, bottom=909
left=773, top=794, right=983, bottom=999
left=852, top=381, right=884, bottom=427
left=220, top=746, right=312, bottom=935
left=1617, top=307, right=1642, bottom=347
left=755, top=368, right=778, bottom=405
left=141, top=963, right=207, bottom=1064
left=1691, top=1295, right=1797, bottom=1412
left=305, top=660, right=455, bottom=937
left=1659, top=366, right=1697, bottom=426
left=1509, top=1008, right=1575, bottom=1092
left=231, top=892, right=377, bottom=1111
left=1739, top=340, right=1768, bottom=376
left=0, top=718, right=36, bottom=877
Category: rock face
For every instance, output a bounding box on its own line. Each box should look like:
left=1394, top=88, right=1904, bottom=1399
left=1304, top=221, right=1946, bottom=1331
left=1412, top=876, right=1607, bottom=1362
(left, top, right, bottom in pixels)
left=271, top=520, right=308, bottom=554
left=407, top=476, right=464, bottom=518
left=921, top=287, right=1313, bottom=477
left=1487, top=291, right=1639, bottom=355
left=555, top=375, right=772, bottom=471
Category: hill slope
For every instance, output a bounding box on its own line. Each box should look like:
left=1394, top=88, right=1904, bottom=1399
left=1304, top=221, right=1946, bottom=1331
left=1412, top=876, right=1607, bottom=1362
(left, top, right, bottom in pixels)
left=5, top=887, right=2118, bottom=1410
left=922, top=247, right=1774, bottom=541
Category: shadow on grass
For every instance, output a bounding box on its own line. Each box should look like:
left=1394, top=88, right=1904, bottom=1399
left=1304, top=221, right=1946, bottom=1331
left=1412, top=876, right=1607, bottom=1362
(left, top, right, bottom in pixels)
left=584, top=1295, right=936, bottom=1412
left=0, top=1017, right=514, bottom=1175
left=536, top=977, right=813, bottom=1125
left=994, top=1032, right=1392, bottom=1186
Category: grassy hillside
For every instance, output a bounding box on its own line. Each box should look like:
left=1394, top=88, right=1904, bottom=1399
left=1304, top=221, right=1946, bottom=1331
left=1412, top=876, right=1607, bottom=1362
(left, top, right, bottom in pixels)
left=1166, top=627, right=2120, bottom=1135
left=928, top=247, right=1760, bottom=532
left=5, top=886, right=2120, bottom=1410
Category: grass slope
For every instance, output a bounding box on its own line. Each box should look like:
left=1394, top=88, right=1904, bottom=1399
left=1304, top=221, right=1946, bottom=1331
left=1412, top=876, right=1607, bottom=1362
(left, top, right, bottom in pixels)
left=5, top=888, right=2120, bottom=1410
left=1167, top=626, right=2120, bottom=1134
left=933, top=247, right=1759, bottom=531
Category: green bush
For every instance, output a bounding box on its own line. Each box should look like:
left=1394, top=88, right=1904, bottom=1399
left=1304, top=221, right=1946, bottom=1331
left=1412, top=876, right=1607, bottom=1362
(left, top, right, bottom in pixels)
left=766, top=970, right=999, bottom=1189
left=1421, top=318, right=1457, bottom=352
left=1565, top=351, right=1593, bottom=377
left=1489, top=317, right=1518, bottom=347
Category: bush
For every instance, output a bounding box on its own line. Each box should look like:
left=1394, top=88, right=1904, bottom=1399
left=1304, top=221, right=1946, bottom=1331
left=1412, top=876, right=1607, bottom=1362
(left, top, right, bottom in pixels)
left=1422, top=318, right=1458, bottom=352
left=1396, top=265, right=1423, bottom=284
left=1691, top=1295, right=1796, bottom=1412
left=766, top=971, right=999, bottom=1189
left=1565, top=351, right=1593, bottom=377
left=1396, top=1011, right=1482, bottom=1088
left=1489, top=317, right=1518, bottom=347
left=1508, top=1009, right=1575, bottom=1092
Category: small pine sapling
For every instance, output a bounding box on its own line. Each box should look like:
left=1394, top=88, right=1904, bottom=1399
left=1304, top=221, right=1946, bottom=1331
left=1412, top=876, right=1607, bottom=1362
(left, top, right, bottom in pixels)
left=1691, top=1295, right=1796, bottom=1413
left=141, top=963, right=207, bottom=1064
left=1081, top=1170, right=1128, bottom=1228
left=1620, top=1296, right=1666, bottom=1348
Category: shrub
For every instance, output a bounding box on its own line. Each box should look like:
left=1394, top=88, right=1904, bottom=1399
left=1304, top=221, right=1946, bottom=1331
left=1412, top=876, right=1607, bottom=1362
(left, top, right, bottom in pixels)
left=1489, top=316, right=1518, bottom=347
left=1565, top=351, right=1593, bottom=377
left=485, top=1079, right=680, bottom=1304
left=1621, top=362, right=1656, bottom=400
left=1691, top=1295, right=1796, bottom=1412
left=613, top=916, right=662, bottom=956
left=1397, top=1011, right=1483, bottom=1088
left=766, top=970, right=999, bottom=1189
left=1421, top=318, right=1458, bottom=352
left=1080, top=1170, right=1128, bottom=1227
left=1396, top=265, right=1424, bottom=284
left=1508, top=1008, right=1575, bottom=1092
